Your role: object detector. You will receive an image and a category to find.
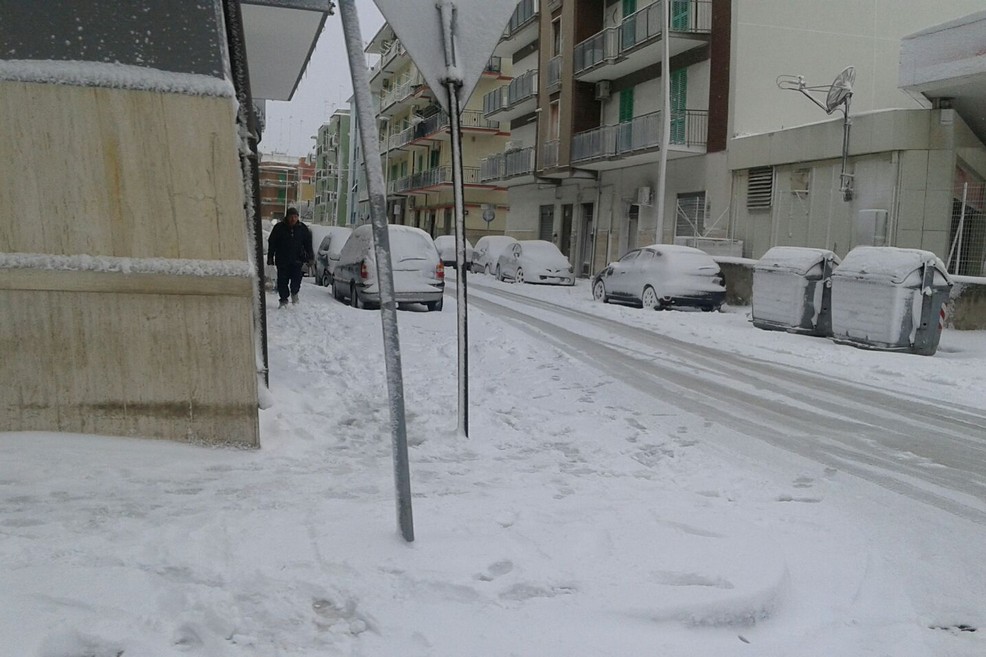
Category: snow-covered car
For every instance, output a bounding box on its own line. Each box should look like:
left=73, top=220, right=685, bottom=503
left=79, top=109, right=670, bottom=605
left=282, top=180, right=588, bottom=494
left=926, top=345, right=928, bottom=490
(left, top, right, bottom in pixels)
left=495, top=240, right=575, bottom=285
left=433, top=235, right=474, bottom=268
left=313, top=226, right=353, bottom=288
left=592, top=244, right=725, bottom=311
left=332, top=224, right=445, bottom=311
left=471, top=235, right=519, bottom=275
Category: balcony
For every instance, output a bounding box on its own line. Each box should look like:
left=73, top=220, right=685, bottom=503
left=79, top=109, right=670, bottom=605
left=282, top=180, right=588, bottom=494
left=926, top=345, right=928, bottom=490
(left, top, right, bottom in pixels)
left=573, top=0, right=712, bottom=83
left=379, top=73, right=425, bottom=114
left=479, top=146, right=537, bottom=184
left=388, top=166, right=486, bottom=194
left=541, top=139, right=560, bottom=170
left=483, top=69, right=539, bottom=122
left=485, top=56, right=503, bottom=75
left=369, top=39, right=407, bottom=83
left=570, top=109, right=707, bottom=170
left=547, top=56, right=563, bottom=92
left=498, top=0, right=539, bottom=53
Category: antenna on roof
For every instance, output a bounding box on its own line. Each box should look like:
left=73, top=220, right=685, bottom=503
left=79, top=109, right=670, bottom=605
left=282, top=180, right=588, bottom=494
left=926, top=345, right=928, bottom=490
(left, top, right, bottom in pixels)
left=777, top=66, right=855, bottom=200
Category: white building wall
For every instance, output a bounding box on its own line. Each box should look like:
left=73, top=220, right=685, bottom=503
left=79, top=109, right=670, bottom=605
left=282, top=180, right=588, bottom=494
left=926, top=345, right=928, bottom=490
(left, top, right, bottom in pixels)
left=731, top=0, right=986, bottom=138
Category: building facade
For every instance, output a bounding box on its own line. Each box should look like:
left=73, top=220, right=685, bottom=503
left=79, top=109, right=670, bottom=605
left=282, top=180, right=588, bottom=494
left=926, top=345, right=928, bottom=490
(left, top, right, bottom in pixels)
left=259, top=154, right=316, bottom=222
left=476, top=0, right=986, bottom=276
left=313, top=110, right=351, bottom=226
left=349, top=22, right=511, bottom=241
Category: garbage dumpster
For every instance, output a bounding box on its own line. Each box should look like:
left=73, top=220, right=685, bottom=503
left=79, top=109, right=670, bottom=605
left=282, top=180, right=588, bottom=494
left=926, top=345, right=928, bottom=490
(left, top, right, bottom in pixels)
left=830, top=246, right=952, bottom=356
left=752, top=247, right=840, bottom=336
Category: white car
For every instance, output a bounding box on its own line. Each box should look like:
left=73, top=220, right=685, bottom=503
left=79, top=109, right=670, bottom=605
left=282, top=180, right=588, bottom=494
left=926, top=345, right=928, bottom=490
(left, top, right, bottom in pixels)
left=433, top=235, right=474, bottom=268
left=332, top=224, right=445, bottom=311
left=471, top=235, right=519, bottom=275
left=592, top=244, right=725, bottom=311
left=313, top=226, right=353, bottom=288
left=495, top=240, right=575, bottom=285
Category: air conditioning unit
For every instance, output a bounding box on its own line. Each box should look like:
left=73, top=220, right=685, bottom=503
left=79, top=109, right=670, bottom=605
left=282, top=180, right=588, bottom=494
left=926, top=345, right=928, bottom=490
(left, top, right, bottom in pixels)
left=505, top=140, right=524, bottom=152
left=636, top=186, right=653, bottom=206
left=594, top=80, right=611, bottom=101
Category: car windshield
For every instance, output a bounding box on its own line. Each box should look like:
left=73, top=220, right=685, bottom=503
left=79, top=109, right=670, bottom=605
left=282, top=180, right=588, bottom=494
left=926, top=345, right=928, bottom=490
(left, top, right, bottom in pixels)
left=522, top=241, right=562, bottom=258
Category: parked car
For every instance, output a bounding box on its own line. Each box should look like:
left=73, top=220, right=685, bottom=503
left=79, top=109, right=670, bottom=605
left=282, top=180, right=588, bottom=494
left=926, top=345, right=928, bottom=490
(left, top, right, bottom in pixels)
left=305, top=224, right=335, bottom=278
left=495, top=240, right=575, bottom=285
left=313, top=226, right=353, bottom=288
left=592, top=244, right=726, bottom=311
left=471, top=235, right=519, bottom=275
left=434, top=234, right=474, bottom=268
left=332, top=224, right=445, bottom=311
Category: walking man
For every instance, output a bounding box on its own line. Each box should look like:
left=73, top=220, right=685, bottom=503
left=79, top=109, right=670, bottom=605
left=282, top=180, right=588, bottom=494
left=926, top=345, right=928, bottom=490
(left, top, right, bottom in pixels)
left=267, top=207, right=314, bottom=308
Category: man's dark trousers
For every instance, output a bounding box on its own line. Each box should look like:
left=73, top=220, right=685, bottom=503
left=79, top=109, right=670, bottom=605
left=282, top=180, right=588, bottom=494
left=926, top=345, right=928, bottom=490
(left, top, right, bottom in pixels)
left=276, top=262, right=303, bottom=302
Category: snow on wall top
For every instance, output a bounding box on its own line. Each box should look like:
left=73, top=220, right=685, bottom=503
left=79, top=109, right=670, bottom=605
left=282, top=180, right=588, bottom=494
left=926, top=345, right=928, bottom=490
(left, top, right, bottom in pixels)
left=0, top=60, right=235, bottom=97
left=756, top=247, right=840, bottom=275
left=0, top=253, right=253, bottom=278
left=833, top=246, right=950, bottom=284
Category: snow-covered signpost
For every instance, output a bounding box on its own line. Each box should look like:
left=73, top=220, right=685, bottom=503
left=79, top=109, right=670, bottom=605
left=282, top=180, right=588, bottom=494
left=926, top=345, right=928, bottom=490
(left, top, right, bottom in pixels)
left=372, top=0, right=519, bottom=439
left=339, top=0, right=414, bottom=542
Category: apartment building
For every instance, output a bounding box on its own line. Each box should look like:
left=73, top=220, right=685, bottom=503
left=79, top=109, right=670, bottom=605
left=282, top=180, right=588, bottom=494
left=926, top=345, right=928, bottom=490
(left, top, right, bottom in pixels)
left=351, top=23, right=511, bottom=241
left=479, top=0, right=986, bottom=276
left=259, top=154, right=315, bottom=222
left=313, top=110, right=351, bottom=226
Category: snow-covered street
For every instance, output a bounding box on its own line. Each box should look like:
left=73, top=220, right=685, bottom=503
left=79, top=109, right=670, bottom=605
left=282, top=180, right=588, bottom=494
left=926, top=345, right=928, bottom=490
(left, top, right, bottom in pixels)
left=2, top=276, right=985, bottom=656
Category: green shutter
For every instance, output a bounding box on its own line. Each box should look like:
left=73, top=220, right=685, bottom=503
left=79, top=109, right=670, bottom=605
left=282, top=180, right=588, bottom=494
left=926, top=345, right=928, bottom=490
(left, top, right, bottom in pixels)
left=670, top=68, right=687, bottom=144
left=671, top=0, right=689, bottom=30
left=430, top=150, right=440, bottom=169
left=619, top=88, right=634, bottom=123
left=622, top=0, right=636, bottom=18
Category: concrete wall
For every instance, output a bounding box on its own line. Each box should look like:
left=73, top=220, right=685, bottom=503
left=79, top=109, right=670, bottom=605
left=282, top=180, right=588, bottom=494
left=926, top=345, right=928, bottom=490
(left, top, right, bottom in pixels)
left=0, top=81, right=259, bottom=446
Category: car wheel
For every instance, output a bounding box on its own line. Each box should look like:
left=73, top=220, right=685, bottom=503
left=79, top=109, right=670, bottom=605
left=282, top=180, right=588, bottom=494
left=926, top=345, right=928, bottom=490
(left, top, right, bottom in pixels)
left=515, top=268, right=524, bottom=284
left=641, top=286, right=660, bottom=310
left=592, top=279, right=608, bottom=303
left=321, top=272, right=330, bottom=288
left=427, top=298, right=443, bottom=312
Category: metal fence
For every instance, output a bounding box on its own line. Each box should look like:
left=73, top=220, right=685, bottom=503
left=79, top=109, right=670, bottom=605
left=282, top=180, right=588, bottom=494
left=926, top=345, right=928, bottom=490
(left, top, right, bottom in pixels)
left=948, top=181, right=986, bottom=277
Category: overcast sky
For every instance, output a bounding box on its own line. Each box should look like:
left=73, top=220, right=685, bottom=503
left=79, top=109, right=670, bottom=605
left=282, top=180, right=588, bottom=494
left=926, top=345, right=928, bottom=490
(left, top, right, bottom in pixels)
left=261, top=0, right=384, bottom=158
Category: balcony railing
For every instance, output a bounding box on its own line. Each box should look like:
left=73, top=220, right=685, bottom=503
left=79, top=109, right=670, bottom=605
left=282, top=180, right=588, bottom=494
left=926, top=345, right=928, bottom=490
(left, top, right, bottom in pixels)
left=573, top=0, right=712, bottom=76
left=570, top=109, right=707, bottom=163
left=480, top=146, right=537, bottom=182
left=573, top=28, right=619, bottom=73
left=389, top=166, right=482, bottom=193
left=547, top=55, right=562, bottom=90
left=508, top=69, right=538, bottom=105
left=483, top=87, right=506, bottom=116
left=505, top=146, right=537, bottom=177
left=485, top=56, right=503, bottom=74
left=503, top=0, right=538, bottom=39
left=541, top=139, right=560, bottom=169
left=371, top=40, right=406, bottom=76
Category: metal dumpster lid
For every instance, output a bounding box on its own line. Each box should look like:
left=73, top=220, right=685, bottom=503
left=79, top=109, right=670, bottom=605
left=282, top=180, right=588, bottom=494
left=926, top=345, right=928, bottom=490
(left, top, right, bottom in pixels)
left=755, top=246, right=840, bottom=275
left=833, top=246, right=951, bottom=284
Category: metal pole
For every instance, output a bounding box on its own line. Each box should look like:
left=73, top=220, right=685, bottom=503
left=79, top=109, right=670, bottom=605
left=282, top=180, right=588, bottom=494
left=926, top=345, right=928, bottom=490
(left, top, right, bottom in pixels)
left=339, top=0, right=414, bottom=542
left=840, top=108, right=853, bottom=201
left=439, top=0, right=469, bottom=437
left=654, top=0, right=671, bottom=243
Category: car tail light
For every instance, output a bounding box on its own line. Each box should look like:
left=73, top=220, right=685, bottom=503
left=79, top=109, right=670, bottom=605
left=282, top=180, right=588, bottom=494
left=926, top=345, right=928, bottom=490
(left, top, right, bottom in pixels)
left=713, top=274, right=724, bottom=286
left=436, top=261, right=445, bottom=280
left=360, top=260, right=369, bottom=280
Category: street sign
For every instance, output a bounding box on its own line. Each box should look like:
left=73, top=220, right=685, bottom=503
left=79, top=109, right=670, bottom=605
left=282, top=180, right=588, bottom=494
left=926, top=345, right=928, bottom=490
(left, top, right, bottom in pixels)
left=371, top=0, right=519, bottom=112
left=482, top=204, right=495, bottom=224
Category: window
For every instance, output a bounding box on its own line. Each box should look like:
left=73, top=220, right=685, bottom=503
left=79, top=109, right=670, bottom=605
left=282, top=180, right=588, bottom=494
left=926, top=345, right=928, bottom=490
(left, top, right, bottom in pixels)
left=551, top=18, right=562, bottom=56
left=548, top=100, right=561, bottom=139
left=539, top=205, right=555, bottom=241
left=675, top=192, right=706, bottom=237
left=747, top=167, right=774, bottom=210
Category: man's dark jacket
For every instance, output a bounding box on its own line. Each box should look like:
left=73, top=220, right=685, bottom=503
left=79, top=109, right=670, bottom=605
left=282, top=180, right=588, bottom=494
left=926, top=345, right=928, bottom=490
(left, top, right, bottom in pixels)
left=267, top=220, right=314, bottom=267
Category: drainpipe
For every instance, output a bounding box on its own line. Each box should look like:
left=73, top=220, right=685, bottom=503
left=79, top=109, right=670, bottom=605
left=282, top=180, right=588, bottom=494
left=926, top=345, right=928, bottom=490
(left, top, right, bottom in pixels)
left=222, top=0, right=268, bottom=387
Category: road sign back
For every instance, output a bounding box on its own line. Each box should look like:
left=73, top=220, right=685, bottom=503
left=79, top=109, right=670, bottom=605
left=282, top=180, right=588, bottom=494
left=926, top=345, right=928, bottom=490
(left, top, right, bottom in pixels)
left=372, top=0, right=519, bottom=113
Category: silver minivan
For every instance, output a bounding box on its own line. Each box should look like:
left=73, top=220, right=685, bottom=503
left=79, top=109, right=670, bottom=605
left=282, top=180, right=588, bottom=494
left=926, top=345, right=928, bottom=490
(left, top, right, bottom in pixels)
left=332, top=224, right=445, bottom=311
left=313, top=226, right=353, bottom=288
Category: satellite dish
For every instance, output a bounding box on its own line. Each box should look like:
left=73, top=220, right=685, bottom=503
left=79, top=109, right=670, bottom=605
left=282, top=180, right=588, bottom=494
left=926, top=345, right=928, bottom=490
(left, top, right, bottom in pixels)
left=824, top=66, right=855, bottom=114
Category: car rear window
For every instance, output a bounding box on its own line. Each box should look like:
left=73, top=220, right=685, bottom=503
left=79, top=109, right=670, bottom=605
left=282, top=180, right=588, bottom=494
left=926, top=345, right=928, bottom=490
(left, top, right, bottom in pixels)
left=390, top=230, right=436, bottom=262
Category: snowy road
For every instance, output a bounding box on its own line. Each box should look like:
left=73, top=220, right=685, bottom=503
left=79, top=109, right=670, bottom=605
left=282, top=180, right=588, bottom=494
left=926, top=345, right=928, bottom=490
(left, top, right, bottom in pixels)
left=464, top=278, right=986, bottom=523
